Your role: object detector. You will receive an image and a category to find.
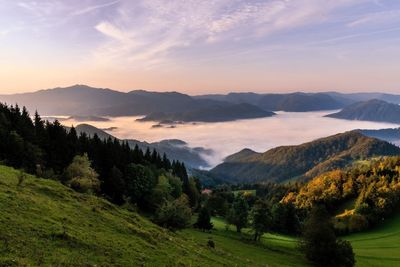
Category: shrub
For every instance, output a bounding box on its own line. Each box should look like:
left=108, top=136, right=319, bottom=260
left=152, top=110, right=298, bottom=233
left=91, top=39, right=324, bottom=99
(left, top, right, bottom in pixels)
left=63, top=154, right=100, bottom=193
left=155, top=195, right=192, bottom=231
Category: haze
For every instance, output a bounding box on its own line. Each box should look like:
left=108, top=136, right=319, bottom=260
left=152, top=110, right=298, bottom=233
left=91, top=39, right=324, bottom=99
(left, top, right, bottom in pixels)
left=61, top=111, right=400, bottom=167
left=1, top=0, right=400, bottom=94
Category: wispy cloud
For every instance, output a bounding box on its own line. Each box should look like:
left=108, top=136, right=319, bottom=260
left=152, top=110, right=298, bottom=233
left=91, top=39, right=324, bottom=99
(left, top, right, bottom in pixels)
left=71, top=0, right=121, bottom=16
left=347, top=9, right=400, bottom=27
left=93, top=0, right=367, bottom=67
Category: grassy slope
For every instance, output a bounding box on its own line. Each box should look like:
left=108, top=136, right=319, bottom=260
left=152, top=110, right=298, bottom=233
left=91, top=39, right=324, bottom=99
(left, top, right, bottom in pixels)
left=3, top=164, right=398, bottom=266
left=184, top=217, right=308, bottom=267
left=346, top=213, right=400, bottom=267
left=0, top=165, right=308, bottom=267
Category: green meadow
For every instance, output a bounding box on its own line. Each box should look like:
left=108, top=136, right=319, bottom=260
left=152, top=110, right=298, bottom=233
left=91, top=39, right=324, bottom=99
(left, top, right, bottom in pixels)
left=1, top=164, right=399, bottom=266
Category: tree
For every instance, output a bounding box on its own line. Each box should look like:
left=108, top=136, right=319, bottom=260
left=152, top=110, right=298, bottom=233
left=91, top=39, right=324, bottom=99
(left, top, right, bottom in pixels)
left=63, top=153, right=100, bottom=193
left=195, top=206, right=213, bottom=231
left=125, top=164, right=157, bottom=209
left=148, top=175, right=172, bottom=210
left=227, top=195, right=248, bottom=233
left=186, top=177, right=200, bottom=209
left=167, top=174, right=183, bottom=199
left=271, top=202, right=300, bottom=234
left=103, top=166, right=125, bottom=204
left=155, top=195, right=192, bottom=231
left=250, top=200, right=271, bottom=241
left=300, top=205, right=355, bottom=267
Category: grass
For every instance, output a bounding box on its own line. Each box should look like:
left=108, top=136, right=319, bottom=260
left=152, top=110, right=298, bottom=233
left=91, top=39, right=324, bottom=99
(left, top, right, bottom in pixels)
left=183, top=217, right=309, bottom=267
left=0, top=165, right=308, bottom=266
left=2, top=164, right=399, bottom=266
left=346, top=213, right=400, bottom=267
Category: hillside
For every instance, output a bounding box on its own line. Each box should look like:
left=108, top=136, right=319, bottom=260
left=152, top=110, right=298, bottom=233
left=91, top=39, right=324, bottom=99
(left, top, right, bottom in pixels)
left=326, top=99, right=400, bottom=123
left=69, top=124, right=212, bottom=169
left=358, top=127, right=400, bottom=145
left=0, top=165, right=308, bottom=266
left=347, top=213, right=400, bottom=267
left=211, top=131, right=400, bottom=183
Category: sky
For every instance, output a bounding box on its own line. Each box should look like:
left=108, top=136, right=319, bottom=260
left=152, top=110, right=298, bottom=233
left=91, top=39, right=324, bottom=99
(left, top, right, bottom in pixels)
left=0, top=0, right=400, bottom=94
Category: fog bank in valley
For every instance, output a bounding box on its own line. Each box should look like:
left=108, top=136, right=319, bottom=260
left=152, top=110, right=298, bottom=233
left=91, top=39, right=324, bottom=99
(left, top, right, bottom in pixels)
left=62, top=111, right=400, bottom=168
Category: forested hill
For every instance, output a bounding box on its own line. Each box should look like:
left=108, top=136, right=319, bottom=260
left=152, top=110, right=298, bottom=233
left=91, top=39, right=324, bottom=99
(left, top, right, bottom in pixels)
left=0, top=103, right=199, bottom=209
left=68, top=124, right=212, bottom=169
left=211, top=131, right=400, bottom=183
left=325, top=99, right=400, bottom=123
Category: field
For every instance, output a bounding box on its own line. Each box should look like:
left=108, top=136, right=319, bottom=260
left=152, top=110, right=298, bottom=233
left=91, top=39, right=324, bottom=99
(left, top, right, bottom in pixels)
left=347, top=213, right=400, bottom=267
left=1, top=164, right=400, bottom=266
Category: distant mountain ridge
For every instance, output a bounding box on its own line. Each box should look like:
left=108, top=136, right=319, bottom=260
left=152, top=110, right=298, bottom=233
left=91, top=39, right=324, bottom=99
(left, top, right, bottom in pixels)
left=358, top=128, right=400, bottom=146
left=326, top=99, right=400, bottom=124
left=210, top=131, right=400, bottom=183
left=196, top=91, right=400, bottom=112
left=0, top=85, right=273, bottom=123
left=138, top=103, right=275, bottom=122
left=195, top=92, right=345, bottom=112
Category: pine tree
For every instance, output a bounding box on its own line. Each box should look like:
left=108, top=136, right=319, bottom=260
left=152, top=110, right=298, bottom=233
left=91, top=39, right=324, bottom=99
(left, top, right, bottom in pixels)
left=195, top=206, right=213, bottom=231
left=300, top=205, right=355, bottom=267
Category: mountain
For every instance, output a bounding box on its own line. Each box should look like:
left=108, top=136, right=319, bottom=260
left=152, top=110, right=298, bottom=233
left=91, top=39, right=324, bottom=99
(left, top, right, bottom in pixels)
left=0, top=85, right=271, bottom=123
left=196, top=92, right=345, bottom=112
left=210, top=131, right=400, bottom=183
left=70, top=124, right=212, bottom=169
left=138, top=103, right=275, bottom=122
left=326, top=99, right=400, bottom=124
left=326, top=92, right=400, bottom=104
left=358, top=128, right=400, bottom=146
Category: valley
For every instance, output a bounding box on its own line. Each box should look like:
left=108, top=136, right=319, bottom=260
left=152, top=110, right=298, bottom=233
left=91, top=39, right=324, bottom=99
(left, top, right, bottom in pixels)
left=59, top=111, right=399, bottom=168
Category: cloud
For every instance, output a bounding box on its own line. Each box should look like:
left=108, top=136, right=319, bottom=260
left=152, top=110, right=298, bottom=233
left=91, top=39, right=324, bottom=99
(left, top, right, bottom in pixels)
left=71, top=0, right=121, bottom=16
left=347, top=9, right=400, bottom=27
left=93, top=0, right=366, bottom=67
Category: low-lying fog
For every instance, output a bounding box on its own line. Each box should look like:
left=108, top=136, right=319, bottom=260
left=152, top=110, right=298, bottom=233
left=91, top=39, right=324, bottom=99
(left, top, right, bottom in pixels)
left=61, top=111, right=400, bottom=168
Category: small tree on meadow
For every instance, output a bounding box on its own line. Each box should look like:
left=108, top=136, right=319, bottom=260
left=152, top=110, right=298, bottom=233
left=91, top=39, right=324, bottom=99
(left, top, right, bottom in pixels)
left=250, top=200, right=271, bottom=241
left=63, top=153, right=100, bottom=194
left=226, top=195, right=248, bottom=233
left=155, top=194, right=192, bottom=231
left=195, top=206, right=213, bottom=231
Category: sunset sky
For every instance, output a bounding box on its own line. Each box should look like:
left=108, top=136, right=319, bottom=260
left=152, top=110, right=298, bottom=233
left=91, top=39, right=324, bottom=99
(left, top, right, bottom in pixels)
left=1, top=0, right=400, bottom=94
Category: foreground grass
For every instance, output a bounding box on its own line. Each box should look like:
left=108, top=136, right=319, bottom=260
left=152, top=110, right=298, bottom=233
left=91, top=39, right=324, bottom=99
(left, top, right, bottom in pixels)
left=0, top=165, right=308, bottom=266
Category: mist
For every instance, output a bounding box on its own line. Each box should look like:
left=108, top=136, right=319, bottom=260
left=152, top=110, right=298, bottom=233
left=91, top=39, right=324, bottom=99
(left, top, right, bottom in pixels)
left=61, top=111, right=400, bottom=168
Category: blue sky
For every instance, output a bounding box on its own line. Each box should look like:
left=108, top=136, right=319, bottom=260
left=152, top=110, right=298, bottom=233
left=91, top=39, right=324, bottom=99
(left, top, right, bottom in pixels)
left=0, top=0, right=400, bottom=94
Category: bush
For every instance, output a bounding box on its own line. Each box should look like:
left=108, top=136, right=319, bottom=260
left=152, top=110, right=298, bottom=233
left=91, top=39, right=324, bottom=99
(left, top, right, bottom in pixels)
left=155, top=195, right=192, bottom=231
left=335, top=240, right=355, bottom=267
left=207, top=239, right=215, bottom=248
left=63, top=154, right=100, bottom=193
